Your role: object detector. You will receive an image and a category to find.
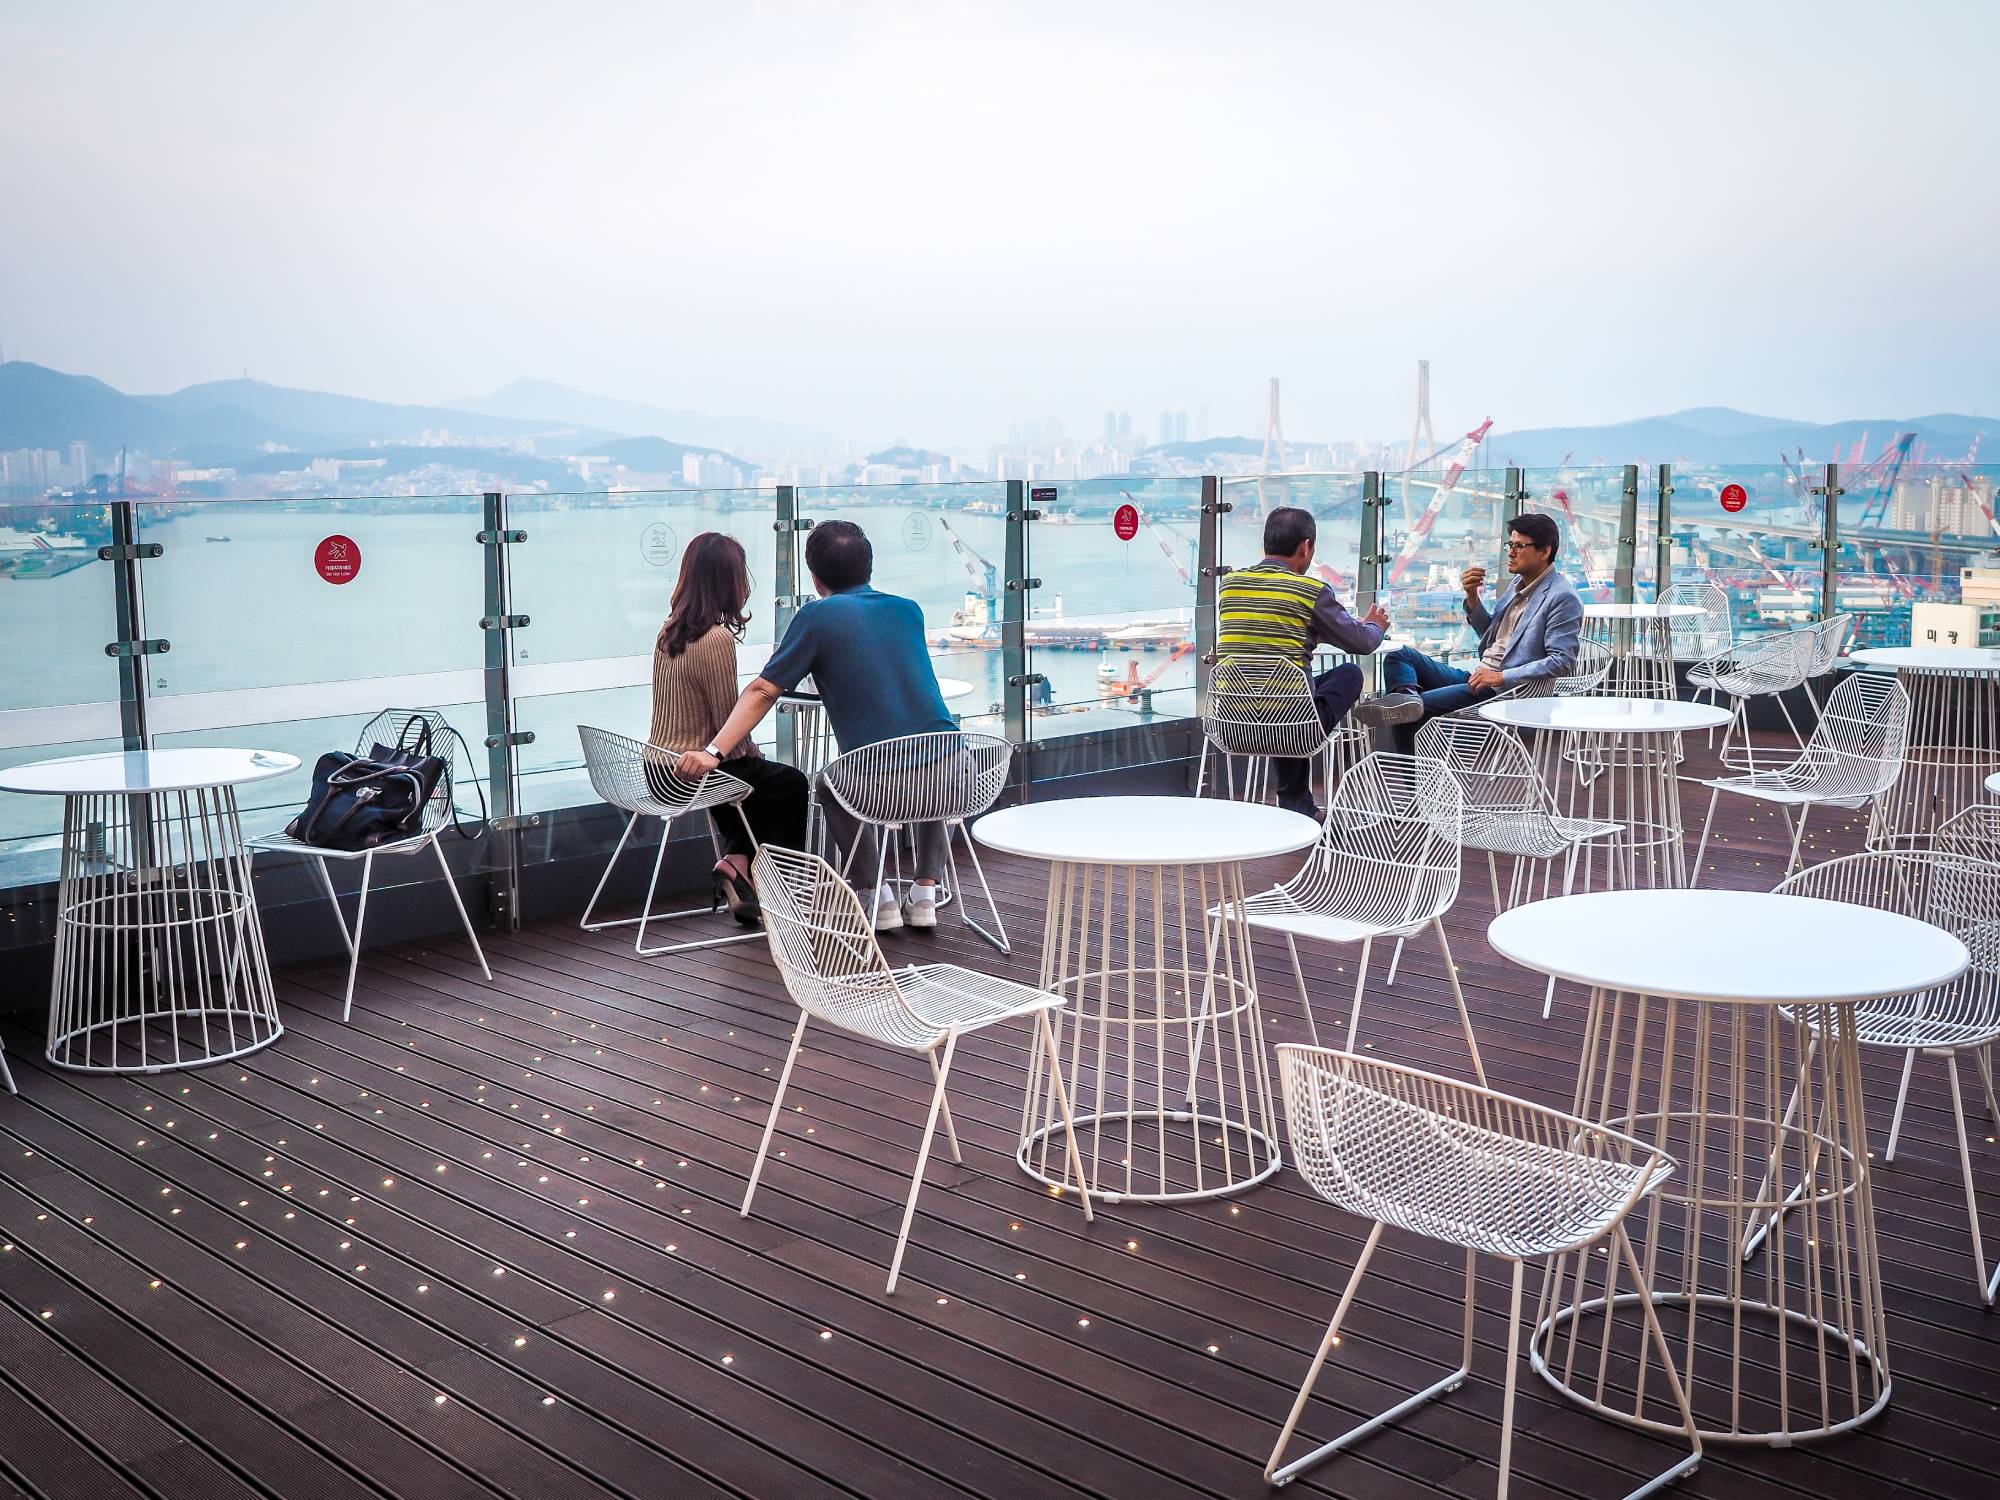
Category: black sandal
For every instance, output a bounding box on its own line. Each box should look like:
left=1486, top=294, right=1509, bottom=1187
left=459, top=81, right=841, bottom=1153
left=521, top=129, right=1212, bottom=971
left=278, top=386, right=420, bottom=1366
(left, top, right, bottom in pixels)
left=714, top=866, right=761, bottom=926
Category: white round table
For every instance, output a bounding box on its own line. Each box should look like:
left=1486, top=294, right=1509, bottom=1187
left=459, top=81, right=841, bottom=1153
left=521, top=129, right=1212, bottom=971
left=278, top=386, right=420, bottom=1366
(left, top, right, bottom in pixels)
left=0, top=749, right=300, bottom=1073
left=1491, top=889, right=1968, bottom=1446
left=1985, top=770, right=2000, bottom=799
left=1851, top=646, right=2000, bottom=848
left=1477, top=697, right=1729, bottom=891
left=975, top=797, right=1319, bottom=1202
left=1582, top=601, right=1707, bottom=698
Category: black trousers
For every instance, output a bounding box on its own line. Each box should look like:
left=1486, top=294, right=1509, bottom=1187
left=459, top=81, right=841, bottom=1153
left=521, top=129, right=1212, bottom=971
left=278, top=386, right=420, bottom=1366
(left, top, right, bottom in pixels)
left=646, top=756, right=810, bottom=860
left=1270, top=661, right=1365, bottom=810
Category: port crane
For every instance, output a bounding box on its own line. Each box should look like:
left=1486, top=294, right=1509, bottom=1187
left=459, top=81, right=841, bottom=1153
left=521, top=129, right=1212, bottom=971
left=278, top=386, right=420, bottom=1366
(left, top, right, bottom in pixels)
left=1100, top=640, right=1195, bottom=703
left=1123, top=495, right=1198, bottom=590
left=936, top=515, right=999, bottom=620
left=1386, top=418, right=1493, bottom=586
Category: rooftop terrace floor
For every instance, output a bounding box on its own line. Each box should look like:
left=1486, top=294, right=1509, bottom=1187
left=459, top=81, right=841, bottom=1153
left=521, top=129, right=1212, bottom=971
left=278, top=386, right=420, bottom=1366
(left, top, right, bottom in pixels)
left=0, top=732, right=1993, bottom=1500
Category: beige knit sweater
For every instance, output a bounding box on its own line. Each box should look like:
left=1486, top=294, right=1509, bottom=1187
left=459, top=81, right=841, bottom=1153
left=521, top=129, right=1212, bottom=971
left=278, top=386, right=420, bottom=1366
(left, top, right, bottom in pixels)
left=649, top=624, right=759, bottom=760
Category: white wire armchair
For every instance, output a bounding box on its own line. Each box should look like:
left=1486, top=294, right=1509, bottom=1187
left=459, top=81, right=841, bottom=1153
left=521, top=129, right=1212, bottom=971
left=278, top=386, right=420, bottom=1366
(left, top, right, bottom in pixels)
left=1687, top=622, right=1818, bottom=772
left=1197, top=654, right=1347, bottom=805
left=1236, top=752, right=1486, bottom=1083
left=575, top=725, right=760, bottom=956
left=1413, top=716, right=1619, bottom=1016
left=1740, top=850, right=2000, bottom=1307
left=1665, top=580, right=1732, bottom=665
left=1265, top=1046, right=1698, bottom=1494
left=247, top=708, right=490, bottom=1019
left=813, top=730, right=1013, bottom=952
left=1689, top=670, right=1910, bottom=882
left=743, top=845, right=1092, bottom=1294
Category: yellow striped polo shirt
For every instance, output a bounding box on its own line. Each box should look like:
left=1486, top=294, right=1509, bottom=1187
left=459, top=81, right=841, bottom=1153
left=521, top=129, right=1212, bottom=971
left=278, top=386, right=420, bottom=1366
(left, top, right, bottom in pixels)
left=1217, top=560, right=1325, bottom=663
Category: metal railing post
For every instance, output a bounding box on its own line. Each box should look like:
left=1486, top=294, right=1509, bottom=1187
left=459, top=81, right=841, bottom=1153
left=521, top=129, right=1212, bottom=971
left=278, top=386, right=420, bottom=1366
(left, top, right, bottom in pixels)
left=1815, top=463, right=1843, bottom=622
left=1358, top=471, right=1389, bottom=691
left=478, top=491, right=529, bottom=932
left=1195, top=475, right=1226, bottom=716
left=1655, top=463, right=1674, bottom=600
left=1501, top=466, right=1527, bottom=552
left=1002, top=480, right=1037, bottom=746
left=100, top=498, right=163, bottom=751
left=772, top=484, right=801, bottom=764
left=1615, top=463, right=1639, bottom=604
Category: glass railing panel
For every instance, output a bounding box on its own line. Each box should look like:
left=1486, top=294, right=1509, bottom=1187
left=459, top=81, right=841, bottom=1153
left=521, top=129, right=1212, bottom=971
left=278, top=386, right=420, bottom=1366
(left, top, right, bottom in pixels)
left=1517, top=466, right=1626, bottom=604
left=1378, top=466, right=1503, bottom=663
left=1833, top=464, right=2000, bottom=650
left=0, top=499, right=126, bottom=886
left=1026, top=477, right=1204, bottom=738
left=1665, top=463, right=1824, bottom=642
left=506, top=488, right=780, bottom=814
left=792, top=482, right=1010, bottom=737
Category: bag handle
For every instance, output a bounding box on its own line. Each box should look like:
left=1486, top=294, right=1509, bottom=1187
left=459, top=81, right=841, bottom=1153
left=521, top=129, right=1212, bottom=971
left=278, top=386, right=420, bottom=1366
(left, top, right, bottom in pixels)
left=394, top=714, right=435, bottom=758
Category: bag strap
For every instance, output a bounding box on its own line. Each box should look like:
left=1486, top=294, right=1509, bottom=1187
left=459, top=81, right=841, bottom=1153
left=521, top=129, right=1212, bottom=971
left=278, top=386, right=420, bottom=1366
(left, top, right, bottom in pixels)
left=394, top=714, right=435, bottom=758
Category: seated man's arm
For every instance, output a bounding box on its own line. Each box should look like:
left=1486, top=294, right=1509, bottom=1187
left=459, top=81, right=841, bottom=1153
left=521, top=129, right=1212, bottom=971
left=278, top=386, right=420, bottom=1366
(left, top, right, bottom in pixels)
left=1500, top=589, right=1583, bottom=685
left=1310, top=584, right=1385, bottom=654
left=1462, top=591, right=1493, bottom=633
left=677, top=610, right=815, bottom=774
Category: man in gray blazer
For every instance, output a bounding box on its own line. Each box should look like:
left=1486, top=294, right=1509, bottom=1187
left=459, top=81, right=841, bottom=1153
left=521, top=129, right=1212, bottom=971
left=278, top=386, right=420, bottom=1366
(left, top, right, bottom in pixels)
left=1354, top=511, right=1582, bottom=749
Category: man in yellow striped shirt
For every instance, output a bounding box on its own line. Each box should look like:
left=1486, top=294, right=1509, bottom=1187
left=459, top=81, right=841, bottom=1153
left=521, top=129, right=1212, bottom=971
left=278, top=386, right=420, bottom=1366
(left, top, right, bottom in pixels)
left=1216, top=506, right=1388, bottom=818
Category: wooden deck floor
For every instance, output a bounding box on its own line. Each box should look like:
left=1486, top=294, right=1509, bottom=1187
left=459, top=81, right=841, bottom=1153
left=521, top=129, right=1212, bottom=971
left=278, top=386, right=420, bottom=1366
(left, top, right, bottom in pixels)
left=1, top=734, right=1996, bottom=1500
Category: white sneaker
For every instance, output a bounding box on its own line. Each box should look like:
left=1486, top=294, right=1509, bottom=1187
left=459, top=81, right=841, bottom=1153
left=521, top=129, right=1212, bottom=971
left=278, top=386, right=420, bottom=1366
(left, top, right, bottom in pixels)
left=872, top=883, right=904, bottom=932
left=903, top=886, right=939, bottom=930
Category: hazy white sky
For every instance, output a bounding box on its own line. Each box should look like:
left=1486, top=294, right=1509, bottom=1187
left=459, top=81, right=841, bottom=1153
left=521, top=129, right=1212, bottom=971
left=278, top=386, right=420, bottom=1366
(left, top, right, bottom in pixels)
left=3, top=0, right=1995, bottom=447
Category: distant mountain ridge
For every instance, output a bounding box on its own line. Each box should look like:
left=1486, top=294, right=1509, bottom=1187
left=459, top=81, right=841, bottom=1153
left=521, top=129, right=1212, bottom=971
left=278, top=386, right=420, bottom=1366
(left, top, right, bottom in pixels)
left=451, top=377, right=836, bottom=460
left=1486, top=407, right=1994, bottom=467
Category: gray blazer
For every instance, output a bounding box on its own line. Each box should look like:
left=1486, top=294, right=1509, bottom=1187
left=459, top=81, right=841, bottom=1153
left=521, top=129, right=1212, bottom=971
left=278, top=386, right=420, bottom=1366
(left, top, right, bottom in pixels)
left=1462, top=569, right=1583, bottom=685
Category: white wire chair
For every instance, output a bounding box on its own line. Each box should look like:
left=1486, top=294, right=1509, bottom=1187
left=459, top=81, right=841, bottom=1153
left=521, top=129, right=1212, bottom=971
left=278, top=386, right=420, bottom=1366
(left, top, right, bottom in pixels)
left=742, top=845, right=1092, bottom=1294
left=1738, top=850, right=2000, bottom=1307
left=1413, top=716, right=1620, bottom=1017
left=1235, top=752, right=1486, bottom=1084
left=1689, top=670, right=1910, bottom=882
left=1665, top=580, right=1733, bottom=665
left=0, top=1039, right=13, bottom=1094
left=1197, top=654, right=1346, bottom=806
left=575, top=725, right=760, bottom=956
left=813, top=730, right=1013, bottom=952
left=1265, top=1046, right=1698, bottom=1493
left=247, top=708, right=490, bottom=1019
left=1687, top=622, right=1818, bottom=772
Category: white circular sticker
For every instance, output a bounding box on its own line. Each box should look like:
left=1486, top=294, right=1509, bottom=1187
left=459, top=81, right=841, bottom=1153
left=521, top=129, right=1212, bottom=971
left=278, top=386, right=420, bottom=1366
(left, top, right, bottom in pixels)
left=903, top=512, right=934, bottom=551
left=640, top=522, right=679, bottom=567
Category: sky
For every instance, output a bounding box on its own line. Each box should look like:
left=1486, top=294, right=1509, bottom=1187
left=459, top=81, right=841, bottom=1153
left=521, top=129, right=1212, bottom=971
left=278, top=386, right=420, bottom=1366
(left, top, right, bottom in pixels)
left=3, top=0, right=1996, bottom=450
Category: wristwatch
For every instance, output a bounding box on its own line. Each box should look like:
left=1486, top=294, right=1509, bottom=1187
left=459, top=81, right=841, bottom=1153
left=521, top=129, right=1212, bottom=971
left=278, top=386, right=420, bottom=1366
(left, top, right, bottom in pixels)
left=703, top=742, right=723, bottom=760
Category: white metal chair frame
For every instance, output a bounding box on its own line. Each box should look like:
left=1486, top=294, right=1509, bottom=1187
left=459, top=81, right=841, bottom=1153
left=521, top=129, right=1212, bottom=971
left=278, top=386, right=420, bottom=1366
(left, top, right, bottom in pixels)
left=1265, top=1046, right=1699, bottom=1496
left=1689, top=670, right=1910, bottom=882
left=0, top=1040, right=13, bottom=1093
left=1664, top=580, right=1732, bottom=666
left=742, top=845, right=1093, bottom=1293
left=1739, top=849, right=2000, bottom=1307
left=813, top=730, right=1013, bottom=952
left=1237, top=752, right=1487, bottom=1084
left=1413, top=716, right=1619, bottom=1017
left=576, top=724, right=762, bottom=957
left=1197, top=654, right=1347, bottom=807
left=247, top=708, right=490, bottom=1019
left=1687, top=622, right=1818, bottom=772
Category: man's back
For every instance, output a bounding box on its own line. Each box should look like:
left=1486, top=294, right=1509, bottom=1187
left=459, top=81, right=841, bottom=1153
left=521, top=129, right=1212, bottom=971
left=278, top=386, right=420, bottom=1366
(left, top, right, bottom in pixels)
left=1217, top=560, right=1325, bottom=664
left=760, top=585, right=954, bottom=752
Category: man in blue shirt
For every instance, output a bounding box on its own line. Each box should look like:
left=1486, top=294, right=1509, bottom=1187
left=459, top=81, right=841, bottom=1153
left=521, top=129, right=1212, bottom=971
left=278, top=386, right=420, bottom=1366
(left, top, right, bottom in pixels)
left=678, top=519, right=956, bottom=931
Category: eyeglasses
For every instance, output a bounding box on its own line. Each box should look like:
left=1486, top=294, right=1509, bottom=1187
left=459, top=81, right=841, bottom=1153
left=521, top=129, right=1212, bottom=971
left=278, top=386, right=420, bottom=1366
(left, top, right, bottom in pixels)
left=1505, top=541, right=1545, bottom=553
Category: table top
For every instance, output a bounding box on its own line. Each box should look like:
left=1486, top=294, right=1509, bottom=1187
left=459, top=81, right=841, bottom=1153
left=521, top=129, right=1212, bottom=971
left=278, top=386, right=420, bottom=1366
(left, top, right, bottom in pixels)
left=974, top=796, right=1320, bottom=867
left=1475, top=696, right=1733, bottom=733
left=1987, top=770, right=2000, bottom=797
left=1851, top=646, right=2000, bottom=674
left=0, top=749, right=302, bottom=796
left=1583, top=602, right=1706, bottom=620
left=1489, top=889, right=1969, bottom=1005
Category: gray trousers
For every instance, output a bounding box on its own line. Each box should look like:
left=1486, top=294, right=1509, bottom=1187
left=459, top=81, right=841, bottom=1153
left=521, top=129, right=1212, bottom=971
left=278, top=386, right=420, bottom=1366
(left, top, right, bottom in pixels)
left=823, top=801, right=950, bottom=887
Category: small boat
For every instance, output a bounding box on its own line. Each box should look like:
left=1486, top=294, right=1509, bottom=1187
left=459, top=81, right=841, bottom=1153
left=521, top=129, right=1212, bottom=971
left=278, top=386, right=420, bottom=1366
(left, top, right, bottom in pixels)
left=206, top=535, right=232, bottom=543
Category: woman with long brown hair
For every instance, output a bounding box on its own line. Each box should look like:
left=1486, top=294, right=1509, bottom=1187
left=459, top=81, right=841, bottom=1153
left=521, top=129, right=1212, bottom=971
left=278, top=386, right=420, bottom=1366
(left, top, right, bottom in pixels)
left=648, top=531, right=808, bottom=922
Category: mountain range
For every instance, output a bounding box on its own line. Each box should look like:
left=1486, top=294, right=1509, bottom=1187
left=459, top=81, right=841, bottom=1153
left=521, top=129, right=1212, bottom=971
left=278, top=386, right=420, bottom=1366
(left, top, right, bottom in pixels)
left=448, top=378, right=837, bottom=460
left=1483, top=407, right=1992, bottom=467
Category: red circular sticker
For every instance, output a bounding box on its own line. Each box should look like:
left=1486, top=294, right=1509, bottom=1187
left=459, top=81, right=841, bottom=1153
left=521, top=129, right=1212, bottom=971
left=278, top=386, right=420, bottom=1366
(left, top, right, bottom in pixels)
left=314, top=534, right=362, bottom=584
left=1112, top=503, right=1139, bottom=541
left=1719, top=483, right=1748, bottom=514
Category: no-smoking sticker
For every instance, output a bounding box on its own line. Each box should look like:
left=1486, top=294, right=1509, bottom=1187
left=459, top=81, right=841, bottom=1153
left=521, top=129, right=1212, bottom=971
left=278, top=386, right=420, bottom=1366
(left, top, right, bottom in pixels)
left=1719, top=483, right=1748, bottom=514
left=1113, top=503, right=1140, bottom=541
left=314, top=534, right=361, bottom=585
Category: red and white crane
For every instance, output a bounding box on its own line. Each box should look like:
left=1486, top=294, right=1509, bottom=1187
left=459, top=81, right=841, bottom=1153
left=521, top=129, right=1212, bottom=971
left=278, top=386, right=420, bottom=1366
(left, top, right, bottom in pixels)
left=1386, top=418, right=1492, bottom=586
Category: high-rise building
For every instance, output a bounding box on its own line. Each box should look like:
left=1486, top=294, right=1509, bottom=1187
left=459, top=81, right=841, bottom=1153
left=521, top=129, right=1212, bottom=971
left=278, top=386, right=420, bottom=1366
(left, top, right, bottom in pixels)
left=1159, top=410, right=1174, bottom=449
left=1103, top=412, right=1117, bottom=441
left=68, top=441, right=90, bottom=486
left=1118, top=412, right=1132, bottom=438
left=1196, top=403, right=1209, bottom=441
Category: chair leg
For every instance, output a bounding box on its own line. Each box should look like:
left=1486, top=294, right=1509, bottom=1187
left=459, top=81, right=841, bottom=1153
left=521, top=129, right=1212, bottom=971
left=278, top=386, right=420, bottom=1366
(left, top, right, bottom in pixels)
left=1384, top=935, right=1404, bottom=988
left=886, top=1029, right=958, bottom=1295
left=310, top=854, right=355, bottom=957
left=1284, top=934, right=1321, bottom=1048
left=741, top=1013, right=808, bottom=1219
left=949, top=820, right=1010, bottom=954
left=1884, top=1047, right=1917, bottom=1162
left=0, top=1040, right=14, bottom=1095
left=1689, top=785, right=1721, bottom=887
left=1495, top=1258, right=1526, bottom=1500
left=579, top=812, right=641, bottom=931
left=1612, top=1226, right=1704, bottom=1496
left=1976, top=1045, right=1999, bottom=1123
left=633, top=820, right=673, bottom=956
left=341, top=850, right=375, bottom=1022
left=1343, top=937, right=1375, bottom=1053
left=1037, top=1009, right=1094, bottom=1221
left=1544, top=846, right=1581, bottom=1019
left=1264, top=1221, right=1463, bottom=1487
left=430, top=837, right=491, bottom=979
left=928, top=1045, right=962, bottom=1164
left=1944, top=1054, right=1999, bottom=1308
left=1785, top=803, right=1811, bottom=875
left=1195, top=739, right=1211, bottom=798
left=1432, top=919, right=1487, bottom=1086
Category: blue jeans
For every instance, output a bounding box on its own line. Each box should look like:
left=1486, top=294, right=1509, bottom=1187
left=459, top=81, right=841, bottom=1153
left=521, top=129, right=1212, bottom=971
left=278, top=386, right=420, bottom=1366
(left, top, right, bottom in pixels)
left=1382, top=646, right=1494, bottom=750
left=1272, top=661, right=1364, bottom=811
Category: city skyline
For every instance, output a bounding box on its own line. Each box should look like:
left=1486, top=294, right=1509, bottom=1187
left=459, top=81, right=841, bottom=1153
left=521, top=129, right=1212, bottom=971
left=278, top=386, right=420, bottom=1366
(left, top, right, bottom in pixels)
left=4, top=2, right=1998, bottom=452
